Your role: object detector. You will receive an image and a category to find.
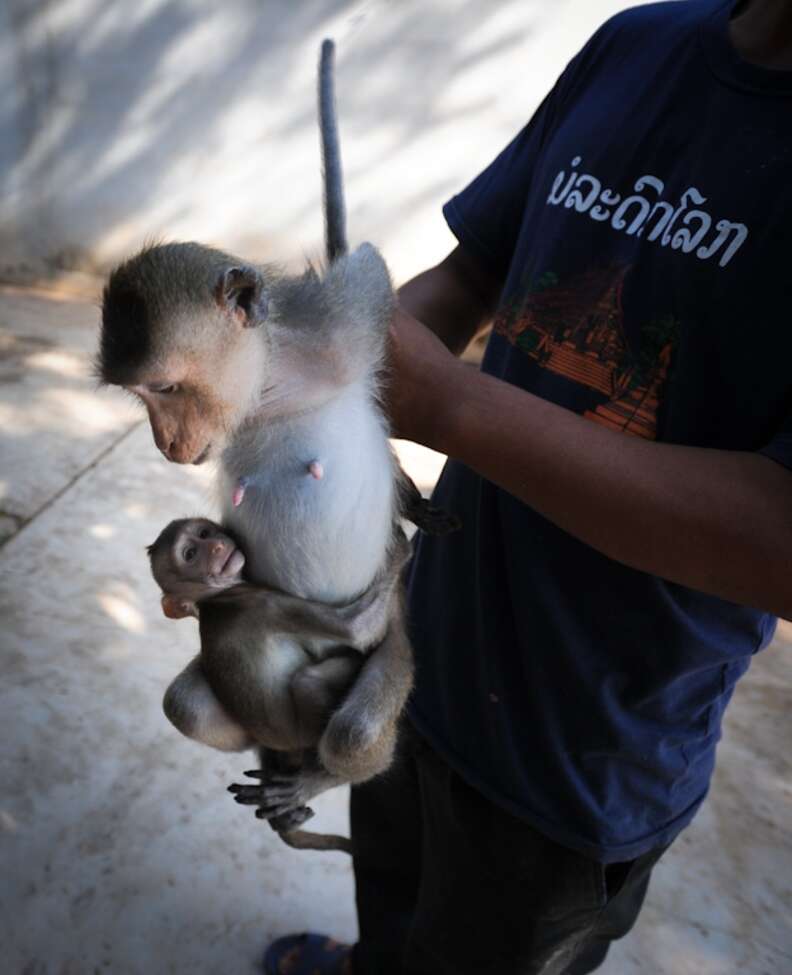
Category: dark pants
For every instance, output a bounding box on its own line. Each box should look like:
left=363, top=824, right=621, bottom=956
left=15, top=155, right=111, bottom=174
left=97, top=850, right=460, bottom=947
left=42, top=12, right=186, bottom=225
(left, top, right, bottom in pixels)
left=350, top=723, right=666, bottom=975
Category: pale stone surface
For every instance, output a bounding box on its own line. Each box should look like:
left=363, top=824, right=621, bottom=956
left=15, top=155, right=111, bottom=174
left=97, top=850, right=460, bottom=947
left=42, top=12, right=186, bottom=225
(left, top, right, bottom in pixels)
left=0, top=287, right=139, bottom=529
left=0, top=414, right=359, bottom=975
left=608, top=627, right=792, bottom=974
left=0, top=0, right=662, bottom=285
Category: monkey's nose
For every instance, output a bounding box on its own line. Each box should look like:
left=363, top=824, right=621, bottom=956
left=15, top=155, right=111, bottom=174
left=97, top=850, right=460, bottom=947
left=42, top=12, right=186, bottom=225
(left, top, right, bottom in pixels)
left=160, top=440, right=175, bottom=460
left=212, top=542, right=224, bottom=555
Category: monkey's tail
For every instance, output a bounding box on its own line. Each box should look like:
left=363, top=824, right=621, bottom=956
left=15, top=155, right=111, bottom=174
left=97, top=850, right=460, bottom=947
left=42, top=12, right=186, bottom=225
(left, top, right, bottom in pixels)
left=279, top=827, right=352, bottom=854
left=319, top=39, right=348, bottom=263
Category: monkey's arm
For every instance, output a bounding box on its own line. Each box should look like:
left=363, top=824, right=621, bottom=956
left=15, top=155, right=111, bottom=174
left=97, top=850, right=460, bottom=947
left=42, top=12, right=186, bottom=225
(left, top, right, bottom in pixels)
left=164, top=656, right=253, bottom=752
left=229, top=599, right=413, bottom=822
left=255, top=529, right=411, bottom=649
left=228, top=655, right=363, bottom=827
left=253, top=589, right=381, bottom=646
left=229, top=598, right=413, bottom=816
left=289, top=653, right=362, bottom=740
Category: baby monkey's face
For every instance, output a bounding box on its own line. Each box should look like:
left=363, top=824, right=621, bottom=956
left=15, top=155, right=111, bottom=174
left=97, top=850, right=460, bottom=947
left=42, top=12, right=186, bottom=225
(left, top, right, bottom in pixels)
left=165, top=518, right=245, bottom=593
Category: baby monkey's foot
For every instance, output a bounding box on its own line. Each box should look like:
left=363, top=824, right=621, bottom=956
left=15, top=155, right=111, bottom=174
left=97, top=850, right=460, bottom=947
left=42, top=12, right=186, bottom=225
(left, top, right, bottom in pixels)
left=229, top=769, right=326, bottom=820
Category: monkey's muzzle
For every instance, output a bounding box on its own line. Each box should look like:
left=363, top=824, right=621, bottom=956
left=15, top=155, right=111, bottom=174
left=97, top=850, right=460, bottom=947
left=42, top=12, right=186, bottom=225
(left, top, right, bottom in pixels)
left=192, top=444, right=212, bottom=465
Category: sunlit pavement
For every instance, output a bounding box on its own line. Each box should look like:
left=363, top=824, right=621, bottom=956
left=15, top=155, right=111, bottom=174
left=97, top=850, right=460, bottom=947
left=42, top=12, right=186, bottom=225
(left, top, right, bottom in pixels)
left=2, top=279, right=791, bottom=975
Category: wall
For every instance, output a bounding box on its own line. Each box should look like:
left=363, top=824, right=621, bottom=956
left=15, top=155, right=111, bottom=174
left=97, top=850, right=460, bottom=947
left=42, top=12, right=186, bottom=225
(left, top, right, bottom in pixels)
left=0, top=0, right=656, bottom=284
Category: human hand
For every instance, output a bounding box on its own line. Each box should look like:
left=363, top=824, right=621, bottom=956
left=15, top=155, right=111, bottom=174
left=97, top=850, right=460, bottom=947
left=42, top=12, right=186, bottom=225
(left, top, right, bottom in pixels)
left=384, top=306, right=463, bottom=448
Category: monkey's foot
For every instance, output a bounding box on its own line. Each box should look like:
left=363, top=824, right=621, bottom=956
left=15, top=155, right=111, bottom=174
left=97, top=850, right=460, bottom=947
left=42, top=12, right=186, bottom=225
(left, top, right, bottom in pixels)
left=400, top=473, right=461, bottom=535
left=267, top=806, right=314, bottom=832
left=228, top=770, right=326, bottom=820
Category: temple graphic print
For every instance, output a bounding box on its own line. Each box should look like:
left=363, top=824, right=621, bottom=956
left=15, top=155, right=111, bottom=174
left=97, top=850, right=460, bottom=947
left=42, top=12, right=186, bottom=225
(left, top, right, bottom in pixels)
left=494, top=266, right=678, bottom=440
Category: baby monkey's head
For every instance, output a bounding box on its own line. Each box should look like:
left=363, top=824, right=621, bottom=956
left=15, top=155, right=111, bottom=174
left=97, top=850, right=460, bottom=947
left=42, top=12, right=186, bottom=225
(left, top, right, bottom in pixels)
left=147, top=517, right=246, bottom=610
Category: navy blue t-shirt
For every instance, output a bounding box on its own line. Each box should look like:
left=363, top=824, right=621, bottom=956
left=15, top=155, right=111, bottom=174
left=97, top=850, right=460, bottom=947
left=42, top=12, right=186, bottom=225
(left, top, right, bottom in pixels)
left=407, top=0, right=792, bottom=863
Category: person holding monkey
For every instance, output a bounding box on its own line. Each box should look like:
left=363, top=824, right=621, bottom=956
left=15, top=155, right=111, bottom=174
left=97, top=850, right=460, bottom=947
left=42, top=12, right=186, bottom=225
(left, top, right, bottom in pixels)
left=264, top=1, right=792, bottom=973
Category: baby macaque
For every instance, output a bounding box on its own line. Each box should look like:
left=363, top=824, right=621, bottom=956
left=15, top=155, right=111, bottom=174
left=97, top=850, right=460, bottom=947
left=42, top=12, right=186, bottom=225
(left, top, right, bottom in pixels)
left=149, top=516, right=409, bottom=852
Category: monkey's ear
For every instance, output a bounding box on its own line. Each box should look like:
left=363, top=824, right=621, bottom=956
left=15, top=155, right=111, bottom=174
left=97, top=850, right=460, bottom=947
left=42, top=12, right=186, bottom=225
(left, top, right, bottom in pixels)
left=161, top=595, right=198, bottom=620
left=216, top=266, right=269, bottom=327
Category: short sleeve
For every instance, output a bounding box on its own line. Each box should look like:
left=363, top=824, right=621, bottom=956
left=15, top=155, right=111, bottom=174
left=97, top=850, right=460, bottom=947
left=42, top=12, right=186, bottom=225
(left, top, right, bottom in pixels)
left=442, top=104, right=553, bottom=277
left=443, top=11, right=629, bottom=277
left=441, top=35, right=600, bottom=277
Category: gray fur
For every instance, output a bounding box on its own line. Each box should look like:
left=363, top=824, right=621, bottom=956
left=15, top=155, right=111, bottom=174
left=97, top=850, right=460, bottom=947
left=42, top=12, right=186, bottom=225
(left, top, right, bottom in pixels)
left=99, top=241, right=277, bottom=385
left=269, top=242, right=394, bottom=386
left=158, top=527, right=411, bottom=853
left=99, top=38, right=456, bottom=853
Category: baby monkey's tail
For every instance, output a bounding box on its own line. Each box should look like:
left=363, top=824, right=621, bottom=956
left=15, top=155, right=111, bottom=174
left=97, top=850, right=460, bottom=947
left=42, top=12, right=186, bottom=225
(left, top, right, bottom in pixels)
left=319, top=39, right=348, bottom=264
left=279, top=827, right=352, bottom=855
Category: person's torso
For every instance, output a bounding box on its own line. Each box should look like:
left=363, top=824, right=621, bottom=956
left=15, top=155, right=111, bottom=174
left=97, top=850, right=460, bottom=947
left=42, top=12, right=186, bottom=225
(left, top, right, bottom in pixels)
left=407, top=0, right=792, bottom=861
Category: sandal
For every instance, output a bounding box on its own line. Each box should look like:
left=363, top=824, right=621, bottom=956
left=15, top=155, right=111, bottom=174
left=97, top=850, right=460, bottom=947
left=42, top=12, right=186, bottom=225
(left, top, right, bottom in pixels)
left=263, top=933, right=352, bottom=975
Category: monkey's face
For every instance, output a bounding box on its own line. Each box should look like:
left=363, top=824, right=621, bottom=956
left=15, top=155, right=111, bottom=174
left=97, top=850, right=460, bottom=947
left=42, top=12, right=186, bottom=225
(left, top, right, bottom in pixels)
left=100, top=243, right=270, bottom=465
left=128, top=326, right=263, bottom=465
left=155, top=518, right=246, bottom=595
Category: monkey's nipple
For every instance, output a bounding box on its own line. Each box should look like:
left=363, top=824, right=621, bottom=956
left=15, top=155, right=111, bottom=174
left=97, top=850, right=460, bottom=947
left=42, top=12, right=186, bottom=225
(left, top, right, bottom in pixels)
left=308, top=460, right=324, bottom=480
left=232, top=476, right=250, bottom=507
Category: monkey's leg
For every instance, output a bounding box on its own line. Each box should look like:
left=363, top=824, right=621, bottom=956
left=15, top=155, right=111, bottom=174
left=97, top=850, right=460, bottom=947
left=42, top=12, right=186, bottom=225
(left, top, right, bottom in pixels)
left=229, top=749, right=344, bottom=821
left=290, top=654, right=362, bottom=742
left=241, top=635, right=408, bottom=818
left=164, top=656, right=252, bottom=752
left=230, top=748, right=318, bottom=823
left=318, top=605, right=413, bottom=783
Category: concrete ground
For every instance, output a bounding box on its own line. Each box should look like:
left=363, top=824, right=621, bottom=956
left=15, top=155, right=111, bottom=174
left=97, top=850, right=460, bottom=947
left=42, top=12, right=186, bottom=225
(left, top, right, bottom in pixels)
left=1, top=284, right=791, bottom=975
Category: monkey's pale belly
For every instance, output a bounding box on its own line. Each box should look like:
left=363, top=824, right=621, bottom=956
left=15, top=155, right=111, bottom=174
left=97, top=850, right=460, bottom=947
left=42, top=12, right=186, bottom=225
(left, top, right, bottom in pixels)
left=219, top=387, right=394, bottom=603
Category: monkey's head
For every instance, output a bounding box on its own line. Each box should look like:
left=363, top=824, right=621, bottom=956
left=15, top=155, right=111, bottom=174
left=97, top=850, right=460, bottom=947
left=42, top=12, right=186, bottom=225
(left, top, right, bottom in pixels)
left=98, top=243, right=271, bottom=465
left=147, top=517, right=246, bottom=617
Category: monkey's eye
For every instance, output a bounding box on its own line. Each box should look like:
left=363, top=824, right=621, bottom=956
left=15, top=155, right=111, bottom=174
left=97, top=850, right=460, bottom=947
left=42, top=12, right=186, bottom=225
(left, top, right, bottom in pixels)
left=152, top=383, right=179, bottom=395
left=183, top=546, right=197, bottom=562
left=198, top=528, right=210, bottom=539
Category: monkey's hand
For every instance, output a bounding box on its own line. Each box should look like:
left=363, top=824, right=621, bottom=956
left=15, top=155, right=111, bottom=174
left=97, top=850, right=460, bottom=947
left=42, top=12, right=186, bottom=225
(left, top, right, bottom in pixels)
left=228, top=767, right=339, bottom=821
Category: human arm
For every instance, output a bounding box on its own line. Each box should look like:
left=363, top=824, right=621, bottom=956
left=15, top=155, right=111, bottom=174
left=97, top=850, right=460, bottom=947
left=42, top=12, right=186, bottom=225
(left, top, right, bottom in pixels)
left=389, top=249, right=792, bottom=620
left=396, top=245, right=499, bottom=355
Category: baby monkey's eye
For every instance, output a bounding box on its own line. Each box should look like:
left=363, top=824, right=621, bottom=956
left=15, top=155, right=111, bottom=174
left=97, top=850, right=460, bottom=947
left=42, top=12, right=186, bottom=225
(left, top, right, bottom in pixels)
left=183, top=546, right=197, bottom=562
left=199, top=528, right=210, bottom=539
left=152, top=383, right=179, bottom=395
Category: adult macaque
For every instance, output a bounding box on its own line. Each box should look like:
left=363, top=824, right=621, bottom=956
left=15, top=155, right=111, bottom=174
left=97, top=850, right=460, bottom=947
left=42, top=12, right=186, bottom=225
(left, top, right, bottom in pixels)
left=98, top=41, right=456, bottom=829
left=148, top=516, right=409, bottom=852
